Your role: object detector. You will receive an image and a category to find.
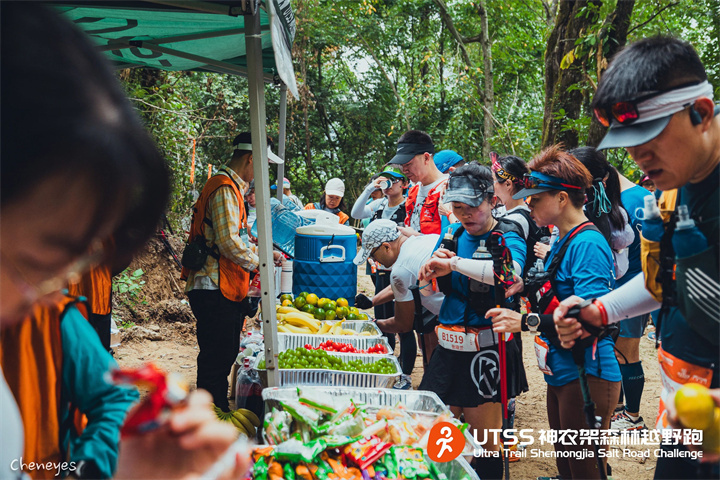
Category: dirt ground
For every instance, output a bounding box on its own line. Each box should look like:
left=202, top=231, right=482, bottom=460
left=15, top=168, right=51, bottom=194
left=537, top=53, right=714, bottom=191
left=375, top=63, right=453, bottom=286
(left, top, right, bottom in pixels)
left=115, top=238, right=663, bottom=479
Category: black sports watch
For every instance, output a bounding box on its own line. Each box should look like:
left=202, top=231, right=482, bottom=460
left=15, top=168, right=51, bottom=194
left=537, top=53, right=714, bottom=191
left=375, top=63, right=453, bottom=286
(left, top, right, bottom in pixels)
left=523, top=313, right=541, bottom=333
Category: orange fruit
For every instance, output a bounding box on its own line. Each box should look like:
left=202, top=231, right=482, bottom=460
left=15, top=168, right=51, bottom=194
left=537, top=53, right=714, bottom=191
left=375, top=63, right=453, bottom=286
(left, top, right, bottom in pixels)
left=336, top=306, right=349, bottom=319
left=336, top=298, right=349, bottom=308
left=317, top=298, right=331, bottom=309
left=324, top=310, right=337, bottom=320
left=675, top=383, right=715, bottom=430
left=293, top=296, right=307, bottom=309
left=306, top=293, right=319, bottom=306
left=281, top=299, right=292, bottom=307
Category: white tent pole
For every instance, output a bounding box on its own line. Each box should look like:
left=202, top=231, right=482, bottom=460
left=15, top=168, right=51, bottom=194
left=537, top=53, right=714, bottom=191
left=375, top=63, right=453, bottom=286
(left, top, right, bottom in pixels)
left=244, top=8, right=279, bottom=387
left=276, top=84, right=287, bottom=201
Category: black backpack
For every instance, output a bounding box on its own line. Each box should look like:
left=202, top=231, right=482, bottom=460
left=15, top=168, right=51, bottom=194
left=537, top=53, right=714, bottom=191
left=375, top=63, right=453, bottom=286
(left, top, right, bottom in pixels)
left=505, top=208, right=551, bottom=279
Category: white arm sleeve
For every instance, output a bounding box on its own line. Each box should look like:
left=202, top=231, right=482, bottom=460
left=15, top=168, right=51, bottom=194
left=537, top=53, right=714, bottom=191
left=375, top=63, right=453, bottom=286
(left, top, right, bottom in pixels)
left=454, top=258, right=522, bottom=286
left=350, top=184, right=377, bottom=219
left=599, top=272, right=661, bottom=324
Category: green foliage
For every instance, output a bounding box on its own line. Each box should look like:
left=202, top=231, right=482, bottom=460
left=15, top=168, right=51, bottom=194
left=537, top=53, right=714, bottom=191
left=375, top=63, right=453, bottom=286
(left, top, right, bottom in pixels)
left=119, top=320, right=137, bottom=330
left=117, top=0, right=711, bottom=221
left=113, top=268, right=146, bottom=298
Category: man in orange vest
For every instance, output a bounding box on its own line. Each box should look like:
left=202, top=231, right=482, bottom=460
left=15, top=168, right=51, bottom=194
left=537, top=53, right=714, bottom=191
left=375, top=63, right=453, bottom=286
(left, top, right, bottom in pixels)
left=181, top=132, right=284, bottom=411
left=387, top=130, right=451, bottom=236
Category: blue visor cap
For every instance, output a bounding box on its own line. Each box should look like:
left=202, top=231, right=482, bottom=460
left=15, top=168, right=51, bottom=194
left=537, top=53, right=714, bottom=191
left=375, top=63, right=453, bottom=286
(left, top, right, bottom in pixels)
left=512, top=171, right=583, bottom=200
left=434, top=150, right=463, bottom=173
left=443, top=175, right=493, bottom=207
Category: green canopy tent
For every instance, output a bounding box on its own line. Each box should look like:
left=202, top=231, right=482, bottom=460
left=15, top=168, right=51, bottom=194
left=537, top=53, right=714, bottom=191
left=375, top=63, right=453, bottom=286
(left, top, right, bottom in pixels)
left=51, top=0, right=295, bottom=387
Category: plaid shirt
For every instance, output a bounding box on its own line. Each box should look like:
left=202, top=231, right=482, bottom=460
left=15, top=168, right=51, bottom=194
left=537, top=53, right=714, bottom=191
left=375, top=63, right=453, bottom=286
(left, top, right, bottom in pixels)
left=186, top=169, right=259, bottom=292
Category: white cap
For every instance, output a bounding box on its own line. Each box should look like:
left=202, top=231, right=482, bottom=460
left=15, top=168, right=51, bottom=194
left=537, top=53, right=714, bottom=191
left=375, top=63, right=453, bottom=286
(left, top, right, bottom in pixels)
left=325, top=178, right=345, bottom=197
left=233, top=142, right=284, bottom=164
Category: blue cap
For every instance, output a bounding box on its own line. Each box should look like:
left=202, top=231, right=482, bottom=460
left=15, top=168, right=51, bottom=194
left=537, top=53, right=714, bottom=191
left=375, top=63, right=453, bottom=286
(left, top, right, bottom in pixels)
left=434, top=150, right=463, bottom=173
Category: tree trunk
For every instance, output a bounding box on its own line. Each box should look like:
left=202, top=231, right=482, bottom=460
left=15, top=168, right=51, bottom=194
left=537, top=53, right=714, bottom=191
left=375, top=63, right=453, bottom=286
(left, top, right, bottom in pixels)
left=477, top=0, right=493, bottom=159
left=587, top=0, right=635, bottom=147
left=542, top=0, right=602, bottom=149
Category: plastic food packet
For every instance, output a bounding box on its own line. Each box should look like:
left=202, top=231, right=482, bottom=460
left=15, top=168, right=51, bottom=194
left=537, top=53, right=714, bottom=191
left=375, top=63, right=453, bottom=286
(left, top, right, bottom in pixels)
left=267, top=460, right=284, bottom=480
left=388, top=419, right=420, bottom=445
left=280, top=400, right=322, bottom=426
left=360, top=418, right=388, bottom=439
left=264, top=408, right=292, bottom=445
left=393, top=446, right=430, bottom=478
left=274, top=438, right=327, bottom=463
left=343, top=435, right=393, bottom=470
left=107, top=363, right=188, bottom=437
left=252, top=456, right=269, bottom=480
left=324, top=412, right=365, bottom=437
left=320, top=434, right=362, bottom=449
left=297, top=387, right=340, bottom=415
left=283, top=462, right=296, bottom=480
left=428, top=461, right=449, bottom=480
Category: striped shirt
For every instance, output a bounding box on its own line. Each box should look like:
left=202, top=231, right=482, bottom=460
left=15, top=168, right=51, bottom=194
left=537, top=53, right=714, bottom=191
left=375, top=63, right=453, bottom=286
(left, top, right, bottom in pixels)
left=185, top=169, right=259, bottom=292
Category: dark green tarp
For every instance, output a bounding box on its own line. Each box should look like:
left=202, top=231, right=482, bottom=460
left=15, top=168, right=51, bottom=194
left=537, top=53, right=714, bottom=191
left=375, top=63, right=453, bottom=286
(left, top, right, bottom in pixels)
left=53, top=1, right=298, bottom=97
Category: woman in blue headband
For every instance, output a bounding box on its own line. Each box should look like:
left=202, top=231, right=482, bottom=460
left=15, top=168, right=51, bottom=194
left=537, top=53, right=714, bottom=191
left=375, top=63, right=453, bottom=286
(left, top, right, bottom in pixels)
left=486, top=145, right=621, bottom=480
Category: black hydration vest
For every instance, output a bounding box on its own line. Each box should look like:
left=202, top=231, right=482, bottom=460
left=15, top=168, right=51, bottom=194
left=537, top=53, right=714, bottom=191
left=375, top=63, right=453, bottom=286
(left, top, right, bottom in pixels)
left=505, top=208, right=551, bottom=279
left=436, top=218, right=524, bottom=327
left=371, top=198, right=406, bottom=226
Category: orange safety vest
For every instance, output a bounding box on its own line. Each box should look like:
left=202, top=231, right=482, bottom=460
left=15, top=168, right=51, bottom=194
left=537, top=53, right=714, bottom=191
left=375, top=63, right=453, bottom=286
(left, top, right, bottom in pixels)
left=303, top=203, right=350, bottom=225
left=404, top=179, right=448, bottom=235
left=0, top=297, right=87, bottom=479
left=180, top=173, right=250, bottom=302
left=67, top=264, right=112, bottom=315
left=67, top=237, right=113, bottom=315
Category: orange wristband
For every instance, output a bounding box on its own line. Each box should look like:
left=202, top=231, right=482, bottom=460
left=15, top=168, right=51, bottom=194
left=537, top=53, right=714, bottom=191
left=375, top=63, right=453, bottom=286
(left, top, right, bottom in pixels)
left=592, top=299, right=608, bottom=326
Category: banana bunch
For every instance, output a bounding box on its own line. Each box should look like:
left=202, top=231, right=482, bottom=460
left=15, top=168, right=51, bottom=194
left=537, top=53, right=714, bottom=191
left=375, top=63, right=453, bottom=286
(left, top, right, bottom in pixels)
left=276, top=306, right=366, bottom=336
left=212, top=404, right=261, bottom=438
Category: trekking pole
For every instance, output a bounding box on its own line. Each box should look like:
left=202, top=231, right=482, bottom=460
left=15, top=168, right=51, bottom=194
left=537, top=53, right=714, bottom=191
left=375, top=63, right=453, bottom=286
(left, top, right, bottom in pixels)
left=409, top=284, right=428, bottom=367
left=158, top=228, right=182, bottom=270
left=566, top=303, right=607, bottom=480
left=489, top=232, right=511, bottom=480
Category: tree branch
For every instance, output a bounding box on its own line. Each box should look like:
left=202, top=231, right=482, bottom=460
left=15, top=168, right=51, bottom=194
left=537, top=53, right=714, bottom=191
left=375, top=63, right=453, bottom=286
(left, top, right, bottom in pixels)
left=340, top=9, right=411, bottom=130
left=627, top=1, right=679, bottom=34
left=432, top=0, right=485, bottom=103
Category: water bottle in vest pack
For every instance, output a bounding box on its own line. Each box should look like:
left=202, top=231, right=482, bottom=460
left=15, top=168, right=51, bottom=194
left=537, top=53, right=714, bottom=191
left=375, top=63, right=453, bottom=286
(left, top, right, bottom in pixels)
left=672, top=205, right=708, bottom=258
left=637, top=194, right=665, bottom=243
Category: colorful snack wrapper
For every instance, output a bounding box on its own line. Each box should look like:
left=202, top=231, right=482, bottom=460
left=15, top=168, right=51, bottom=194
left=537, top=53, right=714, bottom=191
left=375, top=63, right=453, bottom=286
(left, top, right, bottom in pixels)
left=274, top=438, right=327, bottom=464
left=297, top=387, right=340, bottom=415
left=393, top=446, right=430, bottom=478
left=343, top=435, right=393, bottom=470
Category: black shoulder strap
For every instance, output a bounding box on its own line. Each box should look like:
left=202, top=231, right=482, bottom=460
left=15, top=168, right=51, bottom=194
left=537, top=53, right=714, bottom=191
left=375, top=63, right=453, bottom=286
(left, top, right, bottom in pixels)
left=494, top=216, right=524, bottom=238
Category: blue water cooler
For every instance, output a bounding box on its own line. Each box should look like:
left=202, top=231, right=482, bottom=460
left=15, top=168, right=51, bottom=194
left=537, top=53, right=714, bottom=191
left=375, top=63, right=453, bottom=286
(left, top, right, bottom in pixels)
left=292, top=224, right=358, bottom=305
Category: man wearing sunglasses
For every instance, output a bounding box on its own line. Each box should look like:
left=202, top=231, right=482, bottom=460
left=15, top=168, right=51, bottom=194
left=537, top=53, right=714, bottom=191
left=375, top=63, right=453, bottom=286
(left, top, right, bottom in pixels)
left=555, top=36, right=720, bottom=479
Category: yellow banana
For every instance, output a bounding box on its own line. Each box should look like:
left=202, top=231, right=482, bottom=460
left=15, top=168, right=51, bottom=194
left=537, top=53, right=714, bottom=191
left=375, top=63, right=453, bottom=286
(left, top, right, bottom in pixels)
left=359, top=331, right=372, bottom=336
left=277, top=324, right=292, bottom=333
left=233, top=410, right=257, bottom=436
left=235, top=408, right=261, bottom=428
left=277, top=306, right=301, bottom=314
left=318, top=321, right=332, bottom=335
left=284, top=313, right=320, bottom=332
left=341, top=328, right=356, bottom=335
left=229, top=415, right=250, bottom=436
left=282, top=324, right=313, bottom=334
